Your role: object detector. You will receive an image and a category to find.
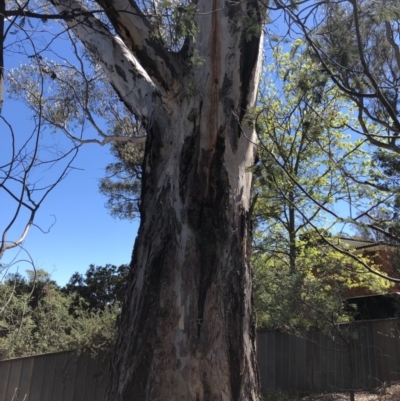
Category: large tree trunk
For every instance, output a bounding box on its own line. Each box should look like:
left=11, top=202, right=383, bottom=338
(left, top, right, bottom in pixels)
left=107, top=28, right=263, bottom=401
left=107, top=99, right=260, bottom=400
left=49, top=0, right=264, bottom=398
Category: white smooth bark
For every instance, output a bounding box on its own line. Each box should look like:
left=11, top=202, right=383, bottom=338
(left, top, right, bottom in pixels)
left=50, top=0, right=167, bottom=125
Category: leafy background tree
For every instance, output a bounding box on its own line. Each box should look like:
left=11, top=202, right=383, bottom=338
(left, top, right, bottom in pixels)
left=253, top=241, right=391, bottom=334
left=0, top=264, right=128, bottom=360
left=272, top=0, right=400, bottom=155
left=252, top=43, right=393, bottom=335
left=63, top=263, right=129, bottom=312
left=99, top=142, right=143, bottom=220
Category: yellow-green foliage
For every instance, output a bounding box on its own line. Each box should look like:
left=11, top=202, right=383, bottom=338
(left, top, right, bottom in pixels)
left=252, top=42, right=392, bottom=335
left=253, top=41, right=387, bottom=225
left=253, top=241, right=391, bottom=333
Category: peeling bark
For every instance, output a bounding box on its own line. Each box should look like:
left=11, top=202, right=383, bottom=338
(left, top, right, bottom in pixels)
left=50, top=0, right=166, bottom=124
left=94, top=0, right=180, bottom=90
left=49, top=0, right=265, bottom=399
left=108, top=100, right=261, bottom=401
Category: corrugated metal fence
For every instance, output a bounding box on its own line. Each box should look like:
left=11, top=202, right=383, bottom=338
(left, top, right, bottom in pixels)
left=0, top=351, right=107, bottom=401
left=257, top=319, right=400, bottom=393
left=1, top=319, right=400, bottom=400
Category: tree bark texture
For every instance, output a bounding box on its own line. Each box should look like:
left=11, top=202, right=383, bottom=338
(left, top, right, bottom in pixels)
left=109, top=104, right=261, bottom=400
left=50, top=0, right=265, bottom=399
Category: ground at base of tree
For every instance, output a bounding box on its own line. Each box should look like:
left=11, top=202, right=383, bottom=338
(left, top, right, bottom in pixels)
left=265, top=383, right=400, bottom=401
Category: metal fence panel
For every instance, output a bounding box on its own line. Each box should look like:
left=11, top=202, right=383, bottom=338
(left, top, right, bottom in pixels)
left=1, top=319, right=400, bottom=399
left=0, top=352, right=107, bottom=401
left=257, top=319, right=400, bottom=393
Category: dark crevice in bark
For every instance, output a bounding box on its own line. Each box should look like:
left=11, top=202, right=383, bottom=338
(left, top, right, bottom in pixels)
left=227, top=227, right=247, bottom=401
left=195, top=132, right=231, bottom=339
left=226, top=0, right=241, bottom=22
left=229, top=330, right=243, bottom=401
left=196, top=211, right=217, bottom=339
left=219, top=74, right=233, bottom=99
left=143, top=119, right=164, bottom=190
left=239, top=0, right=263, bottom=123
left=202, top=375, right=213, bottom=401
left=220, top=74, right=239, bottom=152
left=114, top=64, right=127, bottom=81
left=179, top=123, right=198, bottom=202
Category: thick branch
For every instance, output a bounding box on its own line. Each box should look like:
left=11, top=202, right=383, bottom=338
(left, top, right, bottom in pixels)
left=94, top=0, right=180, bottom=90
left=49, top=0, right=164, bottom=126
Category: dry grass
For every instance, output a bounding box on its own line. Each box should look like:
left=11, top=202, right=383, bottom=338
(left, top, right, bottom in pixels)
left=301, top=383, right=400, bottom=401
left=264, top=383, right=400, bottom=401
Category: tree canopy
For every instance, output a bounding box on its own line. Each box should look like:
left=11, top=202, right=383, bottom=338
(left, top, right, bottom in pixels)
left=0, top=264, right=128, bottom=360
left=252, top=44, right=393, bottom=335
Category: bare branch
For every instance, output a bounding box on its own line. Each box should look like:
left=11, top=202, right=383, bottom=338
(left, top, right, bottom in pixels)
left=0, top=0, right=4, bottom=114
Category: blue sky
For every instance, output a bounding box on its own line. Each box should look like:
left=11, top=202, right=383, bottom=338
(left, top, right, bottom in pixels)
left=1, top=67, right=139, bottom=287
left=0, top=20, right=142, bottom=286
left=0, top=109, right=139, bottom=286
left=0, top=115, right=139, bottom=286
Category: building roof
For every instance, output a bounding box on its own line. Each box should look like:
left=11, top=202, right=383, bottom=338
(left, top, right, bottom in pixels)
left=335, top=237, right=395, bottom=253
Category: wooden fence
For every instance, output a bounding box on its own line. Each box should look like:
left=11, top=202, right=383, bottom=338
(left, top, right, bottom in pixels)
left=1, top=319, right=400, bottom=400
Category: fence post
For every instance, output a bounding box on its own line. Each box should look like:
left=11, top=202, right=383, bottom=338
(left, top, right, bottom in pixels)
left=348, top=339, right=355, bottom=401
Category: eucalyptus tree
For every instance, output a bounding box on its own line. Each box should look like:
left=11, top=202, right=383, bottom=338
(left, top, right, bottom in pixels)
left=253, top=42, right=389, bottom=271
left=267, top=0, right=400, bottom=245
left=252, top=43, right=392, bottom=333
left=271, top=0, right=400, bottom=153
left=2, top=1, right=266, bottom=400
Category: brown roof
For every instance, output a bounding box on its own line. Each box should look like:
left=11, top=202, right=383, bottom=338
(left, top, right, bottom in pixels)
left=336, top=237, right=396, bottom=253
